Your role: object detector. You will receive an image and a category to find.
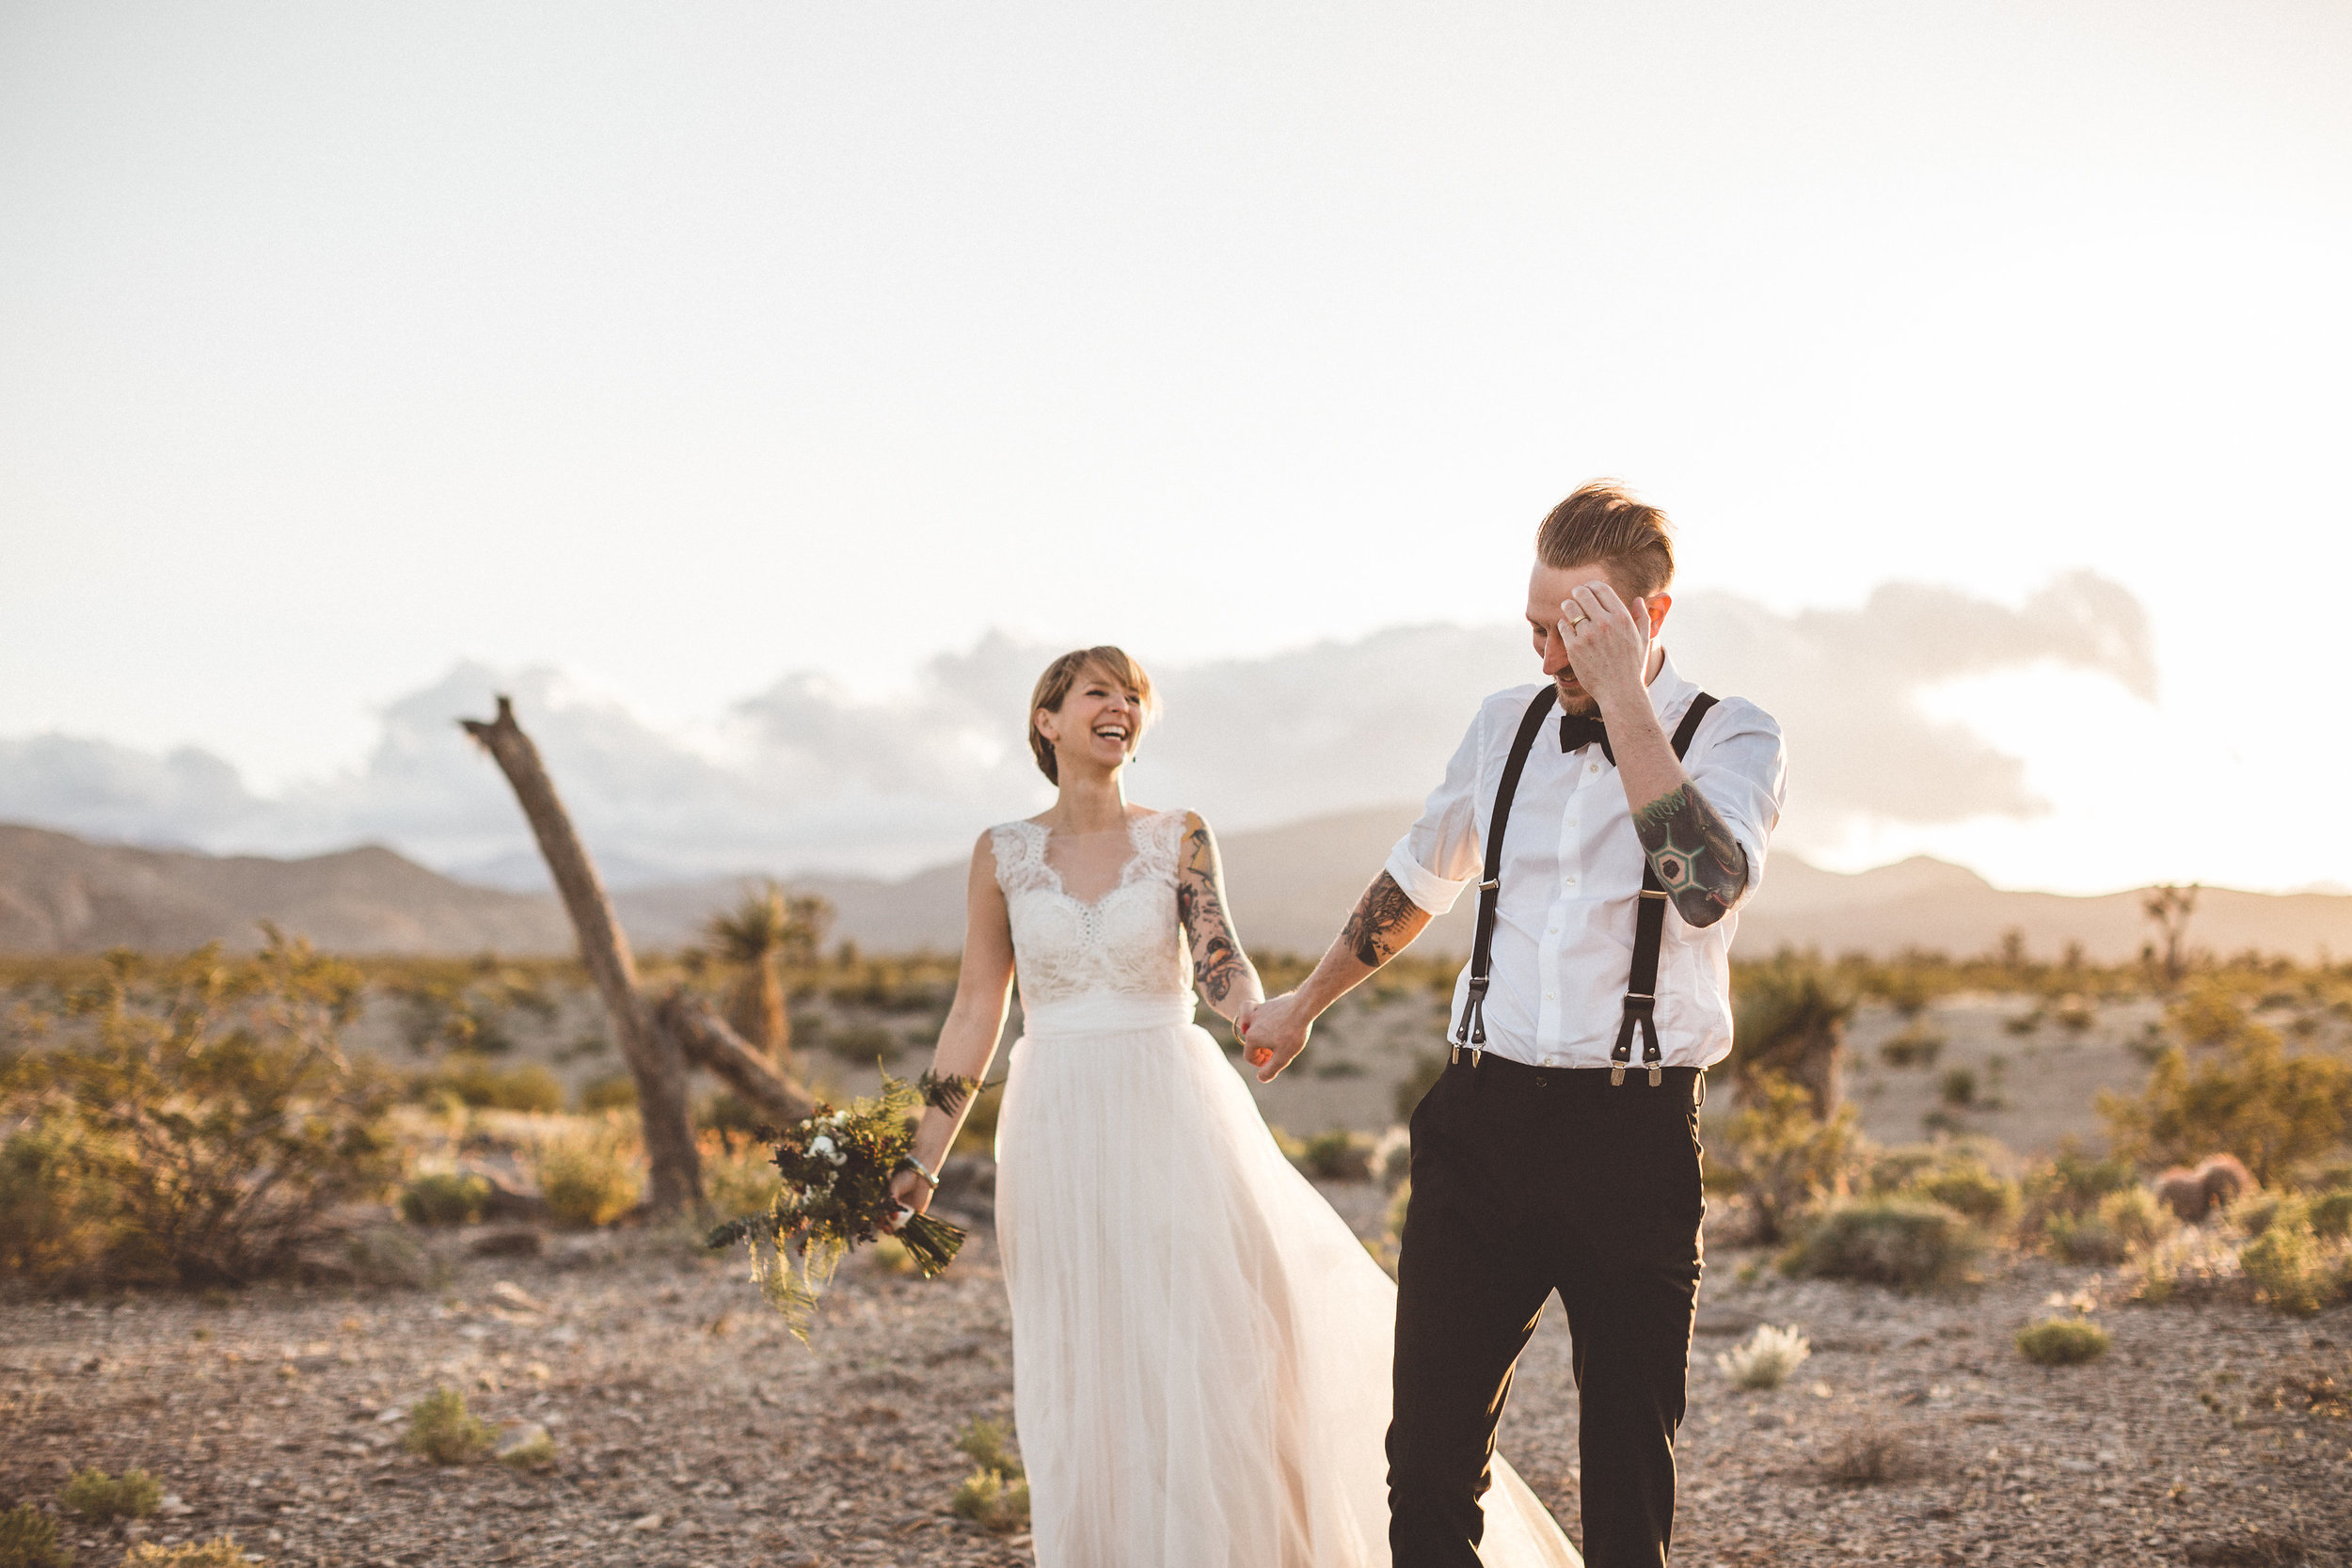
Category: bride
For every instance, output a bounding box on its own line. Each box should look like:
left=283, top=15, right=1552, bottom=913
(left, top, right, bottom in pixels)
left=891, top=646, right=1579, bottom=1568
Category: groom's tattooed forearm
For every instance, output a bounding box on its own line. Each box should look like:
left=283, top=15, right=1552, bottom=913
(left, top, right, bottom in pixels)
left=1177, top=818, right=1259, bottom=1007
left=1341, top=872, right=1422, bottom=968
left=1632, top=783, right=1750, bottom=927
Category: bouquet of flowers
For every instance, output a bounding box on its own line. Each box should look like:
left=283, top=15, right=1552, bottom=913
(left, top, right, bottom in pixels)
left=707, top=1069, right=977, bottom=1342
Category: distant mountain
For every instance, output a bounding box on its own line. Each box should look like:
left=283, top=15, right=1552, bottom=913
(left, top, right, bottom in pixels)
left=8, top=814, right=2352, bottom=964
left=0, top=822, right=568, bottom=955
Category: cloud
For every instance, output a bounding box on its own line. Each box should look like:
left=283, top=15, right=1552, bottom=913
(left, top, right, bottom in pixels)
left=0, top=574, right=2154, bottom=884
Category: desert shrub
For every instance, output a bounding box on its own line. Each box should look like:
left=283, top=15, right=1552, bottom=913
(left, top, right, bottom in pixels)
left=1715, top=1323, right=1811, bottom=1390
left=0, top=1503, right=72, bottom=1568
left=530, top=1121, right=642, bottom=1228
left=0, top=939, right=398, bottom=1290
left=397, top=1171, right=491, bottom=1227
left=2229, top=1191, right=2289, bottom=1237
left=1817, top=1420, right=1927, bottom=1485
left=699, top=1132, right=781, bottom=1221
left=1705, top=1075, right=1860, bottom=1243
left=1393, top=1051, right=1448, bottom=1121
left=404, top=1386, right=495, bottom=1464
left=951, top=1467, right=1031, bottom=1532
left=389, top=959, right=557, bottom=1056
left=2239, top=1217, right=2344, bottom=1317
left=950, top=1418, right=1030, bottom=1532
left=2131, top=1226, right=2242, bottom=1305
left=409, top=1054, right=562, bottom=1114
left=1783, top=1197, right=1982, bottom=1290
left=2100, top=984, right=2352, bottom=1183
left=2309, top=1190, right=2352, bottom=1240
left=2016, top=1317, right=2109, bottom=1366
left=1295, top=1130, right=1374, bottom=1182
left=1868, top=1145, right=2020, bottom=1234
left=2044, top=1212, right=2127, bottom=1265
left=2020, top=1145, right=2138, bottom=1250
left=1878, top=1026, right=1944, bottom=1069
left=2097, top=1187, right=2178, bottom=1254
left=0, top=1125, right=123, bottom=1290
left=575, top=1073, right=637, bottom=1113
left=57, top=1468, right=160, bottom=1525
left=1732, top=953, right=1856, bottom=1117
left=1938, top=1068, right=1979, bottom=1109
left=2307, top=1161, right=2352, bottom=1194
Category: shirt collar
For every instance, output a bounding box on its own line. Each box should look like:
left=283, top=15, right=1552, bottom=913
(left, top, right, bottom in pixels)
left=1645, top=648, right=1698, bottom=726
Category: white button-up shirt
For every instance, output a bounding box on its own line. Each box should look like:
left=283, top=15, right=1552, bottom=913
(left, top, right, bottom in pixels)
left=1383, top=652, right=1787, bottom=1069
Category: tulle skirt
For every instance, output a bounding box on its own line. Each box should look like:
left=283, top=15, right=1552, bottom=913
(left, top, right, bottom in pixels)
left=995, top=993, right=1581, bottom=1568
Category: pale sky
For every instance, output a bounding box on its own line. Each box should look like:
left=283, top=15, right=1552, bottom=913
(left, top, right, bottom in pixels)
left=3, top=1, right=2348, bottom=895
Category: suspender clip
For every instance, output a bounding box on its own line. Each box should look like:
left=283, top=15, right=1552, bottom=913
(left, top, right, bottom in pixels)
left=1477, top=877, right=1500, bottom=891
left=1648, top=1065, right=1662, bottom=1086
left=1638, top=888, right=1668, bottom=901
left=1610, top=1065, right=1626, bottom=1086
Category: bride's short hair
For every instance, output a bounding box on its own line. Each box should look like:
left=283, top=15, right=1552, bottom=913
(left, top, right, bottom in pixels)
left=1029, top=647, right=1157, bottom=784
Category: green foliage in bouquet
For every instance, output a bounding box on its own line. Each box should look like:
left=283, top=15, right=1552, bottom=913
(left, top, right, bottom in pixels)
left=707, top=1069, right=977, bottom=1342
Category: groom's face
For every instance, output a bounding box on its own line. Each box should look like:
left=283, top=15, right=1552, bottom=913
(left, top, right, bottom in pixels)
left=1526, top=560, right=1664, bottom=716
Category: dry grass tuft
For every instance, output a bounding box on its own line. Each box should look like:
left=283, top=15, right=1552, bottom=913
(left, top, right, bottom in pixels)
left=1816, top=1420, right=1930, bottom=1486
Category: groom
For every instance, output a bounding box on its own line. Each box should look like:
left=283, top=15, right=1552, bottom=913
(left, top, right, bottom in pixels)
left=1240, top=482, right=1786, bottom=1568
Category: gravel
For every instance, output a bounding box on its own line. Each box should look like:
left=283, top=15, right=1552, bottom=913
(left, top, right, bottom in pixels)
left=4, top=1189, right=2346, bottom=1568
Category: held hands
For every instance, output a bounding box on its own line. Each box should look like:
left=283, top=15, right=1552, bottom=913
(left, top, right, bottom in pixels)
left=1235, top=992, right=1313, bottom=1084
left=1558, top=579, right=1653, bottom=717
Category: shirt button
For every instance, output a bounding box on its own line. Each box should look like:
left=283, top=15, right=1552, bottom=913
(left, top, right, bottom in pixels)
left=1546, top=991, right=1556, bottom=1000
left=1565, top=877, right=1577, bottom=887
left=1588, top=763, right=1599, bottom=774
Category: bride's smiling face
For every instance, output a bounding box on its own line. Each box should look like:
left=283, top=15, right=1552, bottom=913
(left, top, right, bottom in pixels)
left=1035, top=666, right=1146, bottom=779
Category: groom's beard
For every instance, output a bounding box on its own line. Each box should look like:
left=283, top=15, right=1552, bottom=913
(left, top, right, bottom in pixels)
left=1554, top=675, right=1601, bottom=717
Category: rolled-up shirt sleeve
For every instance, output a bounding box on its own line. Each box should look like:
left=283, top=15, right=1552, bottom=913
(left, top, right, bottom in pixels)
left=1382, top=706, right=1488, bottom=916
left=1687, top=699, right=1787, bottom=896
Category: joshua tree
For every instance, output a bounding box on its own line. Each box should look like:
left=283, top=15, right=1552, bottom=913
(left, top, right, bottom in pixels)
left=2143, top=883, right=2200, bottom=990
left=705, top=883, right=832, bottom=1073
left=1732, top=951, right=1859, bottom=1120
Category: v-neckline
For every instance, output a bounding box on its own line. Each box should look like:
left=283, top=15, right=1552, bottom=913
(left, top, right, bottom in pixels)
left=1034, top=812, right=1151, bottom=910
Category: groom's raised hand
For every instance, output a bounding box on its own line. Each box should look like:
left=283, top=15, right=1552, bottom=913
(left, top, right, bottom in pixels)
left=1237, top=991, right=1313, bottom=1083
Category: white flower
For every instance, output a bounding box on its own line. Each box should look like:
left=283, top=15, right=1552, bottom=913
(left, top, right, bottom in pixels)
left=809, top=1134, right=838, bottom=1160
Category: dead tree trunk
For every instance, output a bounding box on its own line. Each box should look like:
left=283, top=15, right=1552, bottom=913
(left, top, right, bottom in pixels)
left=657, top=990, right=818, bottom=1125
left=461, top=696, right=701, bottom=1214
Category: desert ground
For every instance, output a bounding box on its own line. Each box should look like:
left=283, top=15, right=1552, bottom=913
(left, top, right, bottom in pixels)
left=5, top=1179, right=2347, bottom=1568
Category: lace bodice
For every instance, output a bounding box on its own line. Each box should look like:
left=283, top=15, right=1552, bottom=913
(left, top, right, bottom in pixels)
left=991, top=809, right=1193, bottom=1011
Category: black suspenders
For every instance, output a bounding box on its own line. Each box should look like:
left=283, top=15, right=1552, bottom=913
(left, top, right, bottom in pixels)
left=1451, top=689, right=1720, bottom=1081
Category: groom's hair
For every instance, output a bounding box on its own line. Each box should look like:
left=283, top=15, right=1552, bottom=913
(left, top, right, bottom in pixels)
left=1535, top=481, right=1677, bottom=599
left=1028, top=646, right=1158, bottom=784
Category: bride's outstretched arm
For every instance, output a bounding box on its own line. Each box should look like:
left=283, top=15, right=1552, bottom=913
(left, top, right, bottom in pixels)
left=889, top=833, right=1017, bottom=1220
left=1176, top=811, right=1263, bottom=1024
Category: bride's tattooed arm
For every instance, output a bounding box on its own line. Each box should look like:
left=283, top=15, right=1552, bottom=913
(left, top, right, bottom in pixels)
left=1631, top=783, right=1751, bottom=927
left=1176, top=813, right=1264, bottom=1019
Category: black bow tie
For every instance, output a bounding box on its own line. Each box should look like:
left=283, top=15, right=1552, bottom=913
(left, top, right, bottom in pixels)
left=1559, top=714, right=1613, bottom=764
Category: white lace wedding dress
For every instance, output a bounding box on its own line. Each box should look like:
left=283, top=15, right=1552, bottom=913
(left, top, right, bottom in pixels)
left=990, top=808, right=1581, bottom=1568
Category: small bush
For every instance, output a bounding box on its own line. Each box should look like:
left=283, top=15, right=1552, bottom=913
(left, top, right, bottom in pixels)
left=122, top=1537, right=262, bottom=1565
left=1783, top=1197, right=1982, bottom=1291
left=2096, top=1186, right=2177, bottom=1256
left=2021, top=1145, right=2138, bottom=1250
left=58, top=1466, right=162, bottom=1524
left=1706, top=1075, right=1861, bottom=1244
left=404, top=1386, right=495, bottom=1465
left=531, top=1123, right=642, bottom=1228
left=1295, top=1130, right=1374, bottom=1182
left=1878, top=1027, right=1945, bottom=1069
left=575, top=1074, right=637, bottom=1114
left=2100, top=984, right=2352, bottom=1183
left=2310, top=1190, right=2352, bottom=1241
left=1938, top=1068, right=1979, bottom=1109
left=1818, top=1420, right=1926, bottom=1485
left=0, top=1502, right=72, bottom=1567
left=397, top=1171, right=492, bottom=1227
left=2045, top=1212, right=2128, bottom=1266
left=2240, top=1219, right=2341, bottom=1317
left=2130, top=1226, right=2242, bottom=1306
left=950, top=1418, right=1029, bottom=1533
left=950, top=1466, right=1031, bottom=1533
left=699, top=1134, right=781, bottom=1222
left=410, top=1054, right=563, bottom=1114
left=2016, top=1317, right=2110, bottom=1366
left=1869, top=1147, right=2021, bottom=1235
left=1715, top=1323, right=1811, bottom=1390
left=2230, top=1191, right=2289, bottom=1237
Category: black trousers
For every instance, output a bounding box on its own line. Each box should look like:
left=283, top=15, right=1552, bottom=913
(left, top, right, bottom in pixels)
left=1387, top=1054, right=1705, bottom=1568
